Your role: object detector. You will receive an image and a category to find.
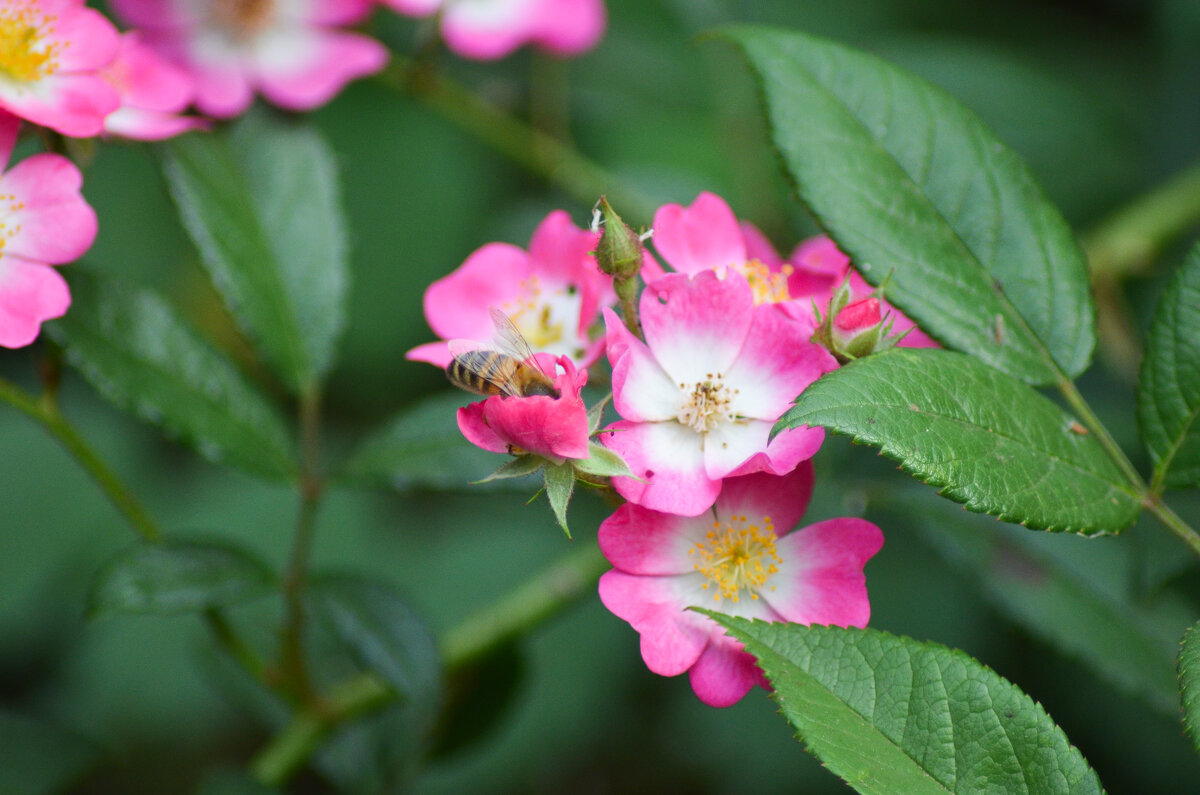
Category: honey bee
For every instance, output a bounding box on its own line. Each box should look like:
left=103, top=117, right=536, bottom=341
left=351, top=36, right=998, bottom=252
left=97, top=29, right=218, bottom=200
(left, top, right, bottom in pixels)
left=446, top=307, right=560, bottom=399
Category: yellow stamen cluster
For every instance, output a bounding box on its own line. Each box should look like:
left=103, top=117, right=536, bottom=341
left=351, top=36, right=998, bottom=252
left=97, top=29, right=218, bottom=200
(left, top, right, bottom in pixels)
left=212, top=0, right=276, bottom=36
left=690, top=513, right=781, bottom=602
left=735, top=259, right=793, bottom=305
left=677, top=374, right=735, bottom=433
left=507, top=277, right=566, bottom=349
left=0, top=191, right=25, bottom=260
left=0, top=2, right=60, bottom=83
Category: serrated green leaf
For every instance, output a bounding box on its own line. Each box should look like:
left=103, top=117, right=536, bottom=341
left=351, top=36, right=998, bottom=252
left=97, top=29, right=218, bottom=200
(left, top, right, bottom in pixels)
left=904, top=493, right=1189, bottom=715
left=702, top=617, right=1103, bottom=795
left=310, top=574, right=441, bottom=702
left=47, top=272, right=296, bottom=480
left=778, top=348, right=1140, bottom=533
left=544, top=462, right=575, bottom=538
left=0, top=710, right=98, bottom=795
left=1180, top=621, right=1200, bottom=753
left=89, top=542, right=275, bottom=616
left=338, top=391, right=532, bottom=491
left=1138, top=243, right=1200, bottom=491
left=722, top=26, right=1093, bottom=385
left=571, top=441, right=635, bottom=478
left=310, top=575, right=441, bottom=794
left=161, top=111, right=349, bottom=392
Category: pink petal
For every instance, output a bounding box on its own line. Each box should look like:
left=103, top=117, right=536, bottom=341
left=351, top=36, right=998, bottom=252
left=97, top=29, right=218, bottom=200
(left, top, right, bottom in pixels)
left=49, top=3, right=121, bottom=71
left=765, top=518, right=884, bottom=627
left=652, top=192, right=746, bottom=276
left=423, top=243, right=530, bottom=342
left=601, top=419, right=718, bottom=516
left=738, top=221, right=783, bottom=270
left=379, top=0, right=444, bottom=14
left=597, top=502, right=707, bottom=576
left=0, top=112, right=18, bottom=171
left=304, top=0, right=377, bottom=25
left=530, top=0, right=605, bottom=55
left=687, top=631, right=765, bottom=707
left=640, top=270, right=753, bottom=385
left=109, top=33, right=195, bottom=112
left=598, top=570, right=710, bottom=677
left=701, top=419, right=776, bottom=481
left=723, top=424, right=825, bottom=480
left=441, top=0, right=541, bottom=60
left=0, top=260, right=70, bottom=348
left=103, top=108, right=207, bottom=141
left=187, top=56, right=256, bottom=119
left=1, top=153, right=97, bottom=264
left=726, top=303, right=836, bottom=420
left=0, top=74, right=120, bottom=137
left=605, top=308, right=681, bottom=422
left=111, top=0, right=200, bottom=29
left=714, top=464, right=814, bottom=538
left=254, top=30, right=389, bottom=111
left=527, top=209, right=599, bottom=287
left=405, top=340, right=453, bottom=368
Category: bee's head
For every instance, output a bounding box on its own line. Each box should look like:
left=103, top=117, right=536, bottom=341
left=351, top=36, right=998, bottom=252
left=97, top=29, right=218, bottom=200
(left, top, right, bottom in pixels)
left=525, top=381, right=561, bottom=399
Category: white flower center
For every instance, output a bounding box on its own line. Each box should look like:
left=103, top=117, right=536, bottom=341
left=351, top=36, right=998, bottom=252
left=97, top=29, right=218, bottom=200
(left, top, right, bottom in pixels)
left=690, top=513, right=781, bottom=603
left=212, top=0, right=275, bottom=36
left=503, top=277, right=588, bottom=361
left=676, top=374, right=734, bottom=433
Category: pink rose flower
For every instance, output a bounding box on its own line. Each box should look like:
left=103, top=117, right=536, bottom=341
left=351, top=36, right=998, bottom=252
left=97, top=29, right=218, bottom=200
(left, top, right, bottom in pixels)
left=380, top=0, right=605, bottom=60
left=598, top=465, right=884, bottom=707
left=0, top=111, right=96, bottom=347
left=601, top=268, right=836, bottom=517
left=408, top=210, right=613, bottom=369
left=456, top=353, right=589, bottom=463
left=101, top=32, right=207, bottom=141
left=111, top=0, right=389, bottom=118
left=0, top=0, right=121, bottom=136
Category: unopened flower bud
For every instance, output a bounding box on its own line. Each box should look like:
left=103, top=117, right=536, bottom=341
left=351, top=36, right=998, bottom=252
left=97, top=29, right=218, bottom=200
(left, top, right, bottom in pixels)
left=593, top=196, right=644, bottom=280
left=811, top=278, right=907, bottom=363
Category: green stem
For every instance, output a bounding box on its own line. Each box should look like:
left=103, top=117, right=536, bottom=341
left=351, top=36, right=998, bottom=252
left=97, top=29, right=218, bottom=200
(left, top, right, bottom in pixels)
left=374, top=59, right=658, bottom=224
left=1144, top=498, right=1200, bottom=559
left=250, top=541, right=610, bottom=787
left=1084, top=159, right=1200, bottom=278
left=278, top=386, right=325, bottom=701
left=1056, top=376, right=1146, bottom=492
left=205, top=609, right=268, bottom=680
left=0, top=377, right=160, bottom=543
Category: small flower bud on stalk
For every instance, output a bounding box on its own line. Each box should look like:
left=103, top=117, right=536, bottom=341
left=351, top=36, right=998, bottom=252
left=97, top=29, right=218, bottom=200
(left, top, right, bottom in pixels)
left=811, top=277, right=909, bottom=363
left=593, top=196, right=646, bottom=339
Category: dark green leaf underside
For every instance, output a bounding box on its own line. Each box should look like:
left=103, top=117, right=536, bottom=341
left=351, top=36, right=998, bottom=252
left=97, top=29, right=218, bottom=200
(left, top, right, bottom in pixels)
left=1138, top=243, right=1200, bottom=490
left=723, top=25, right=1094, bottom=385
left=48, top=272, right=295, bottom=480
left=89, top=541, right=275, bottom=616
left=778, top=348, right=1139, bottom=533
left=1179, top=621, right=1200, bottom=753
left=704, top=616, right=1102, bottom=794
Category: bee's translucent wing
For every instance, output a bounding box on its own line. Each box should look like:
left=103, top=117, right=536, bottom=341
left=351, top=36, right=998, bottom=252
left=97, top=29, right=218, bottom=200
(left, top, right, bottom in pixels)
left=488, top=307, right=553, bottom=380
left=447, top=336, right=490, bottom=359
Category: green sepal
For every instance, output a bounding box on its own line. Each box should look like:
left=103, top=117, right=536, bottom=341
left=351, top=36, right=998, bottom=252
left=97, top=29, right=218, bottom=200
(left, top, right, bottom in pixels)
left=473, top=455, right=545, bottom=484
left=543, top=462, right=576, bottom=538
left=572, top=442, right=636, bottom=478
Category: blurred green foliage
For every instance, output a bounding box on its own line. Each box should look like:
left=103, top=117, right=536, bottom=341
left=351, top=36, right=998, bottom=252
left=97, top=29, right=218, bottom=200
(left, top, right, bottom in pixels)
left=4, top=0, right=1200, bottom=792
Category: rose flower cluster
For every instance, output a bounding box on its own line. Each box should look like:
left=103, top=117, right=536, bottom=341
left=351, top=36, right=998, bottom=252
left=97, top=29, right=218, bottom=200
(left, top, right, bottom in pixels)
left=410, top=192, right=935, bottom=706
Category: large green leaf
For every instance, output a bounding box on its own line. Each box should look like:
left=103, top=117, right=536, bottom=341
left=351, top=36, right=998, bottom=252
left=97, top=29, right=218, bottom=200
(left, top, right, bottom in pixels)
left=723, top=26, right=1094, bottom=385
left=904, top=493, right=1190, bottom=715
left=338, top=391, right=533, bottom=491
left=1138, top=243, right=1200, bottom=491
left=1180, top=621, right=1200, bottom=753
left=310, top=575, right=442, bottom=793
left=48, top=272, right=296, bottom=480
left=89, top=541, right=275, bottom=616
left=161, top=111, right=349, bottom=393
left=777, top=348, right=1140, bottom=533
left=703, top=617, right=1102, bottom=794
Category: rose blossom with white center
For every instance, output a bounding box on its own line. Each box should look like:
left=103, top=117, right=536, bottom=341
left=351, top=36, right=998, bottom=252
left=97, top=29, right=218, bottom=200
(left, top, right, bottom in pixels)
left=0, top=0, right=121, bottom=136
left=379, top=0, right=605, bottom=60
left=0, top=111, right=96, bottom=347
left=111, top=0, right=389, bottom=118
left=407, top=210, right=625, bottom=369
left=601, top=268, right=837, bottom=517
left=598, top=465, right=884, bottom=707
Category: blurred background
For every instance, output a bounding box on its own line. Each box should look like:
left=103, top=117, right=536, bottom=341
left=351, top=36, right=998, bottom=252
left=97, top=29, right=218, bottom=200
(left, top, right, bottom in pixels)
left=3, top=0, right=1200, bottom=791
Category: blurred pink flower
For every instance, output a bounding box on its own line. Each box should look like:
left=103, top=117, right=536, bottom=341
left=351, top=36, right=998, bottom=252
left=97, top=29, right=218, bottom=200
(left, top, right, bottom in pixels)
left=600, top=269, right=835, bottom=517
left=408, top=210, right=613, bottom=369
left=101, top=31, right=207, bottom=140
left=380, top=0, right=604, bottom=60
left=598, top=465, right=884, bottom=707
left=111, top=0, right=388, bottom=118
left=0, top=0, right=121, bottom=136
left=457, top=353, right=589, bottom=463
left=0, top=112, right=96, bottom=347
